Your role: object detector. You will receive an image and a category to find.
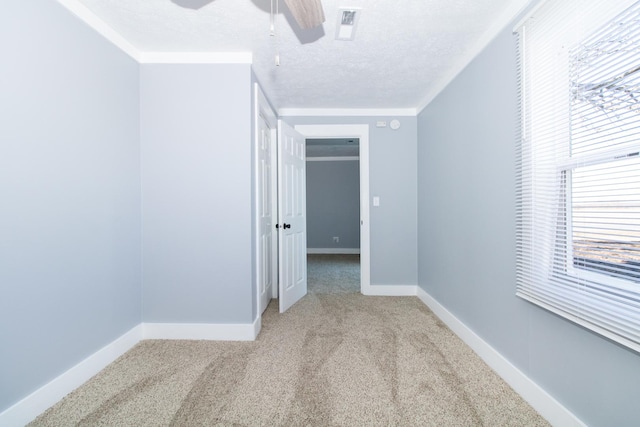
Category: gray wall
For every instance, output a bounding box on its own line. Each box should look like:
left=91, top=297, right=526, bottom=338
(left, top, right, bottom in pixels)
left=0, top=1, right=141, bottom=412
left=417, top=28, right=640, bottom=426
left=306, top=160, right=360, bottom=250
left=140, top=64, right=254, bottom=324
left=284, top=116, right=418, bottom=287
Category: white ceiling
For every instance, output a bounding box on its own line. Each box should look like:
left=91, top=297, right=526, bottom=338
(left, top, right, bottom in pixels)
left=70, top=0, right=531, bottom=112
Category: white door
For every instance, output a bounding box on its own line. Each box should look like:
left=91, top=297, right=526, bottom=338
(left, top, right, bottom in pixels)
left=257, top=114, right=277, bottom=314
left=277, top=120, right=307, bottom=313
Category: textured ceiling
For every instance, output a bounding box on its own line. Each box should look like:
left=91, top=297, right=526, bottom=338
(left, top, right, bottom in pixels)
left=72, top=0, right=531, bottom=112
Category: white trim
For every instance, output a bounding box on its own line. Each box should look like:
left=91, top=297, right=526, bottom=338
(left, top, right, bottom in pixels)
left=415, top=287, right=586, bottom=427
left=415, top=0, right=533, bottom=113
left=56, top=0, right=141, bottom=61
left=294, top=124, right=371, bottom=296
left=252, top=316, right=262, bottom=339
left=306, top=156, right=359, bottom=162
left=57, top=2, right=253, bottom=65
left=280, top=108, right=417, bottom=117
left=0, top=325, right=142, bottom=427
left=307, top=248, right=361, bottom=254
left=138, top=52, right=252, bottom=64
left=362, top=284, right=417, bottom=296
left=141, top=321, right=259, bottom=341
left=0, top=319, right=260, bottom=426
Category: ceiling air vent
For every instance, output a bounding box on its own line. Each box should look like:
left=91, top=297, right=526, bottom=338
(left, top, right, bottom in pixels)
left=335, top=9, right=360, bottom=41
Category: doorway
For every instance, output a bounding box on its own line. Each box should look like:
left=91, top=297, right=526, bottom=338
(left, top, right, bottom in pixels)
left=295, top=124, right=371, bottom=294
left=254, top=108, right=373, bottom=320
left=305, top=137, right=361, bottom=294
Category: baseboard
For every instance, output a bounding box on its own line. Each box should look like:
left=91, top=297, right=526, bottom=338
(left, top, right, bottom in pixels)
left=142, top=319, right=259, bottom=341
left=253, top=316, right=262, bottom=339
left=0, top=324, right=143, bottom=427
left=0, top=318, right=261, bottom=426
left=415, top=287, right=585, bottom=427
left=362, top=284, right=417, bottom=296
left=307, top=248, right=360, bottom=254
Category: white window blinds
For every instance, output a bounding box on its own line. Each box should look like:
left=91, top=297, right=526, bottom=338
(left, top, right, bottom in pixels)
left=516, top=0, right=640, bottom=352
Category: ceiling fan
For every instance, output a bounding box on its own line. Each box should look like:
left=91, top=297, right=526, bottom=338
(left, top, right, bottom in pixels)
left=282, top=0, right=325, bottom=29
left=172, top=0, right=325, bottom=30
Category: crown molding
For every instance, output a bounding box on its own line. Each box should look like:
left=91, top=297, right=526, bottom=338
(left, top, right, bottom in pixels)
left=57, top=1, right=252, bottom=65
left=279, top=108, right=417, bottom=117
left=139, top=52, right=253, bottom=64
left=57, top=0, right=141, bottom=61
left=415, top=0, right=534, bottom=114
left=58, top=0, right=531, bottom=115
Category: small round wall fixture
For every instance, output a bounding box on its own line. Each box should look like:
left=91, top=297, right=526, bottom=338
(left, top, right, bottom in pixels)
left=390, top=119, right=401, bottom=130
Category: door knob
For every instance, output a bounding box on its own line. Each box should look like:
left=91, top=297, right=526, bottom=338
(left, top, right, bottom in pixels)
left=283, top=223, right=291, bottom=229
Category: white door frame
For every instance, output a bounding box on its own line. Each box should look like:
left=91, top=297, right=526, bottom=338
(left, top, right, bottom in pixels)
left=294, top=124, right=371, bottom=294
left=254, top=84, right=278, bottom=320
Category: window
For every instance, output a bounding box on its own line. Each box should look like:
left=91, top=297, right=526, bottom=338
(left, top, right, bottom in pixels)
left=516, top=0, right=640, bottom=352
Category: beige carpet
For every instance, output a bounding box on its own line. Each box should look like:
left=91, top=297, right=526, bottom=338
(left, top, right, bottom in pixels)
left=30, top=255, right=548, bottom=426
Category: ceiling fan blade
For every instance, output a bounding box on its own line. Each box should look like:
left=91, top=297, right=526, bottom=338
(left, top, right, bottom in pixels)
left=283, top=0, right=325, bottom=29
